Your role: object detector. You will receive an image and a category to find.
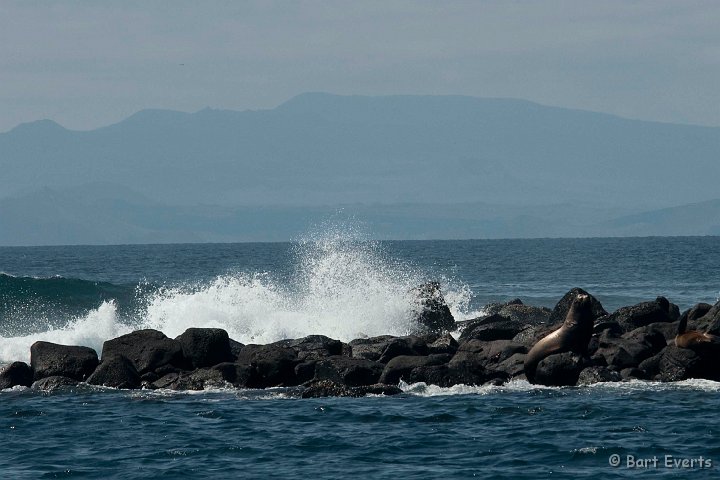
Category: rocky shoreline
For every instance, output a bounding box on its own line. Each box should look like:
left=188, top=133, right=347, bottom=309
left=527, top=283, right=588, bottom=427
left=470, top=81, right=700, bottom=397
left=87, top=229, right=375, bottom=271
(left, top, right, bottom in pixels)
left=2, top=286, right=720, bottom=397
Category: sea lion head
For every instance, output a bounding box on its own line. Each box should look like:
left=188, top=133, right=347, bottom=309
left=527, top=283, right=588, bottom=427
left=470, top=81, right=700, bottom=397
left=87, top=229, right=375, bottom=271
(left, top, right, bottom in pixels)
left=564, top=293, right=593, bottom=326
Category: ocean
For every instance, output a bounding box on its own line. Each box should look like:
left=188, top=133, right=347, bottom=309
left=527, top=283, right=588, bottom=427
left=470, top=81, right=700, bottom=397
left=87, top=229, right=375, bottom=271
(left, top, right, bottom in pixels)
left=1, top=233, right=720, bottom=478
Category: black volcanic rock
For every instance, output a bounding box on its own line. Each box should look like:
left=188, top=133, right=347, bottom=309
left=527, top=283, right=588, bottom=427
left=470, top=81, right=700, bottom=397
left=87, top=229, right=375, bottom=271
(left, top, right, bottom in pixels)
left=378, top=354, right=451, bottom=385
left=459, top=314, right=526, bottom=342
left=176, top=328, right=234, bottom=368
left=31, top=375, right=79, bottom=391
left=210, top=362, right=257, bottom=387
left=411, top=282, right=456, bottom=334
left=236, top=344, right=298, bottom=388
left=533, top=352, right=586, bottom=386
left=313, top=356, right=384, bottom=387
left=86, top=354, right=141, bottom=389
left=549, top=288, right=607, bottom=325
left=102, top=329, right=187, bottom=375
left=30, top=341, right=99, bottom=381
left=0, top=361, right=33, bottom=389
left=601, top=297, right=678, bottom=333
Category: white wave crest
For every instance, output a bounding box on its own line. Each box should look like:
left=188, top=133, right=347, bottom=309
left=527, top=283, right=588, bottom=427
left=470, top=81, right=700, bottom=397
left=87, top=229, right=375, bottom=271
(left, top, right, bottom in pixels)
left=0, top=301, right=131, bottom=363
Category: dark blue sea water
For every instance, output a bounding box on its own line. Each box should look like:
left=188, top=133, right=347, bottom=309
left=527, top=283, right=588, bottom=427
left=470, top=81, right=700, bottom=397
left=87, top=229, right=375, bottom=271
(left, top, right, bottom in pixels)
left=1, top=236, right=720, bottom=478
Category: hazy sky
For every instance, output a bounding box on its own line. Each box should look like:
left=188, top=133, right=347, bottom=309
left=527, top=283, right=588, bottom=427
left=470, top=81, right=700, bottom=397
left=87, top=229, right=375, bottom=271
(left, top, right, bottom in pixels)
left=1, top=0, right=719, bottom=132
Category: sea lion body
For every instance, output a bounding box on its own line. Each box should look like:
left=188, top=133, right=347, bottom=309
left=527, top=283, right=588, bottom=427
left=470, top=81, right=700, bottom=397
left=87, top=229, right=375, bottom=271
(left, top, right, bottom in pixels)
left=675, top=315, right=720, bottom=348
left=524, top=294, right=594, bottom=383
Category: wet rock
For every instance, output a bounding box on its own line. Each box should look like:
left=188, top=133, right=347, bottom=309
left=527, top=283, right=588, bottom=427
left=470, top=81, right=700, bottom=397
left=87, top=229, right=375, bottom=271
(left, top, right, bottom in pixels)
left=495, top=352, right=527, bottom=378
left=210, top=362, right=257, bottom=387
left=601, top=297, right=678, bottom=333
left=696, top=301, right=720, bottom=335
left=658, top=346, right=703, bottom=382
left=351, top=384, right=403, bottom=396
left=236, top=344, right=298, bottom=388
left=485, top=301, right=552, bottom=325
left=301, top=379, right=353, bottom=398
left=102, top=329, right=187, bottom=375
left=176, top=328, right=234, bottom=368
left=446, top=351, right=509, bottom=386
left=153, top=368, right=229, bottom=390
left=294, top=361, right=316, bottom=384
left=229, top=339, right=245, bottom=359
left=30, top=341, right=99, bottom=381
left=0, top=361, right=33, bottom=389
left=31, top=375, right=78, bottom=391
left=378, top=337, right=430, bottom=364
left=549, top=288, right=607, bottom=325
left=577, top=366, right=621, bottom=385
left=679, top=303, right=713, bottom=330
left=313, top=356, right=384, bottom=387
left=593, top=328, right=666, bottom=370
left=459, top=314, right=527, bottom=342
left=637, top=353, right=663, bottom=380
left=427, top=333, right=459, bottom=355
left=411, top=281, right=456, bottom=334
left=378, top=354, right=451, bottom=385
left=534, top=352, right=586, bottom=387
left=620, top=368, right=645, bottom=380
left=86, top=354, right=140, bottom=389
left=283, top=335, right=345, bottom=362
left=348, top=335, right=396, bottom=361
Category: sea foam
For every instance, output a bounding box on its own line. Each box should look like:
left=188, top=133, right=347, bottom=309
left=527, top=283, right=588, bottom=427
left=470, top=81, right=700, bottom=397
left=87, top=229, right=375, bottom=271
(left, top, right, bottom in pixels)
left=0, top=225, right=477, bottom=363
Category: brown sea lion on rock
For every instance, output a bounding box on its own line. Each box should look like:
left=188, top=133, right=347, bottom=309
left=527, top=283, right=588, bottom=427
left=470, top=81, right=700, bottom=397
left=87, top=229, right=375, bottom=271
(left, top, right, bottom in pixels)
left=675, top=315, right=720, bottom=349
left=524, top=293, right=594, bottom=383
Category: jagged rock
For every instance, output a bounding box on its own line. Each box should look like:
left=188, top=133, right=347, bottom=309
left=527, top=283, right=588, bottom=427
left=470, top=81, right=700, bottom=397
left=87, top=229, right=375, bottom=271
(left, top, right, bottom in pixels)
left=282, top=335, right=345, bottom=362
left=301, top=379, right=353, bottom=398
left=577, top=366, right=621, bottom=385
left=601, top=297, right=678, bottom=333
left=210, top=362, right=257, bottom=387
left=593, top=328, right=666, bottom=370
left=102, top=329, right=187, bottom=375
left=534, top=352, right=586, bottom=386
left=348, top=335, right=396, bottom=361
left=378, top=336, right=430, bottom=364
left=427, top=333, right=459, bottom=355
left=313, top=356, right=384, bottom=387
left=31, top=376, right=78, bottom=391
left=176, top=328, right=234, bottom=368
left=294, top=361, right=316, bottom=384
left=86, top=354, right=140, bottom=389
left=485, top=301, right=552, bottom=325
left=351, top=383, right=403, bottom=396
left=236, top=344, right=298, bottom=388
left=549, top=288, right=607, bottom=325
left=30, top=341, right=99, bottom=381
left=695, top=302, right=720, bottom=335
left=620, top=368, right=645, bottom=380
left=0, top=361, right=33, bottom=389
left=659, top=346, right=703, bottom=382
left=680, top=303, right=713, bottom=330
left=411, top=281, right=456, bottom=334
left=638, top=353, right=663, bottom=380
left=495, top=352, right=527, bottom=378
left=152, top=368, right=229, bottom=390
left=446, top=351, right=509, bottom=385
left=459, top=314, right=527, bottom=342
left=229, top=339, right=245, bottom=358
left=378, top=354, right=451, bottom=385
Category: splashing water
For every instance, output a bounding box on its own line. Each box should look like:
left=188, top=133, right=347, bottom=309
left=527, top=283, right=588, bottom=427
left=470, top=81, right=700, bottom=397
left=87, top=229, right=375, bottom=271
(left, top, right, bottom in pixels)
left=143, top=227, right=474, bottom=343
left=0, top=225, right=475, bottom=362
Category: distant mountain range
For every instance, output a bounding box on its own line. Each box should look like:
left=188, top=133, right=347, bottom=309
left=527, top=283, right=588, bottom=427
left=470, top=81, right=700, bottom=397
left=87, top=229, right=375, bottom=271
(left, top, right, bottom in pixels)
left=1, top=93, right=718, bottom=245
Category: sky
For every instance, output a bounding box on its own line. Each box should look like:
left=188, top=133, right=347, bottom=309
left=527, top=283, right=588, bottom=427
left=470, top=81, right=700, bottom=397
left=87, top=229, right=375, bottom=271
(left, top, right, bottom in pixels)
left=1, top=0, right=719, bottom=132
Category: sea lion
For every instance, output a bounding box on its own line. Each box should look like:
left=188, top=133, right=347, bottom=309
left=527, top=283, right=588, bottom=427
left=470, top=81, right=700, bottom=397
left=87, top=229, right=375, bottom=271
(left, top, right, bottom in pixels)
left=524, top=293, right=594, bottom=383
left=675, top=315, right=720, bottom=349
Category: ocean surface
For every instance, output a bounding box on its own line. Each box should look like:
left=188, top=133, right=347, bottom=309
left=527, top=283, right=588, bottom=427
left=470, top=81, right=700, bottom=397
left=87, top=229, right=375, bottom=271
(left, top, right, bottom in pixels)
left=1, top=233, right=720, bottom=478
